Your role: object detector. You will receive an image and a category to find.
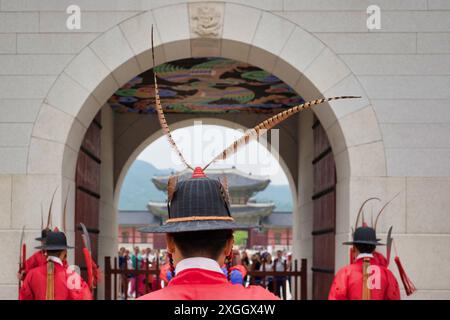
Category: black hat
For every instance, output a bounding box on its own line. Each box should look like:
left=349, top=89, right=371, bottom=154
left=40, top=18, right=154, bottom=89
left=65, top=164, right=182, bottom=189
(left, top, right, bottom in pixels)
left=35, top=228, right=51, bottom=241
left=35, top=231, right=74, bottom=250
left=343, top=226, right=385, bottom=246
left=140, top=168, right=251, bottom=233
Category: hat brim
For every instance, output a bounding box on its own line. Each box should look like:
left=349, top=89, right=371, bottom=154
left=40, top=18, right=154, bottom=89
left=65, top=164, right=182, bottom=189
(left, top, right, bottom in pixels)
left=139, top=220, right=254, bottom=233
left=342, top=240, right=385, bottom=246
left=35, top=237, right=45, bottom=241
left=35, top=244, right=74, bottom=250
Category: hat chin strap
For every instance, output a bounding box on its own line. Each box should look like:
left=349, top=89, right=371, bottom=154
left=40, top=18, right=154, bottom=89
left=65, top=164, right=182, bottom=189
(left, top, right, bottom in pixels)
left=166, top=216, right=234, bottom=223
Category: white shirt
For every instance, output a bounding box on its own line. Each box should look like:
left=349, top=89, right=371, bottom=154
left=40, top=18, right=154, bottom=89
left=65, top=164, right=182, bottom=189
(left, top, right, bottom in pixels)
left=47, top=256, right=63, bottom=266
left=274, top=258, right=285, bottom=272
left=175, top=257, right=223, bottom=275
left=356, top=253, right=373, bottom=260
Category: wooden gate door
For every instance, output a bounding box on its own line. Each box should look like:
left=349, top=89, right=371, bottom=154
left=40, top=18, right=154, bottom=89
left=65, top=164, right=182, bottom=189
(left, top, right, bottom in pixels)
left=75, top=111, right=102, bottom=292
left=311, top=116, right=336, bottom=300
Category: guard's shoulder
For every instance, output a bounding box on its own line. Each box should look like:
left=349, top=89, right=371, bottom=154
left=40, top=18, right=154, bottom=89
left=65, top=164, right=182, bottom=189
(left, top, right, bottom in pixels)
left=24, top=263, right=46, bottom=281
left=30, top=263, right=47, bottom=273
left=335, top=264, right=354, bottom=275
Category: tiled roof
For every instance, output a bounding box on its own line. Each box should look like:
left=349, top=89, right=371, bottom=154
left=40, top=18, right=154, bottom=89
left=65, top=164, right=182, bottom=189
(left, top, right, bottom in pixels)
left=261, top=211, right=292, bottom=228
left=147, top=201, right=275, bottom=218
left=152, top=167, right=270, bottom=191
left=118, top=210, right=292, bottom=228
left=118, top=210, right=161, bottom=226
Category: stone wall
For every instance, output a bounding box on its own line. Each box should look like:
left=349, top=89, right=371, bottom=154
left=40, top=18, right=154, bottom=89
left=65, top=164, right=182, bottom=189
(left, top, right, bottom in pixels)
left=0, top=0, right=449, bottom=299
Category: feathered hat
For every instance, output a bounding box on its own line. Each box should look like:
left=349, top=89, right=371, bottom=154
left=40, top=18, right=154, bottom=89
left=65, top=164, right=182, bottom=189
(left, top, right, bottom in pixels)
left=35, top=231, right=74, bottom=251
left=343, top=194, right=400, bottom=246
left=140, top=26, right=360, bottom=234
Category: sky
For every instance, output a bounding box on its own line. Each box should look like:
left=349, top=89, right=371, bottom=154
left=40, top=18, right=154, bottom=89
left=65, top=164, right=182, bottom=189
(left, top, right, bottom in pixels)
left=137, top=124, right=290, bottom=185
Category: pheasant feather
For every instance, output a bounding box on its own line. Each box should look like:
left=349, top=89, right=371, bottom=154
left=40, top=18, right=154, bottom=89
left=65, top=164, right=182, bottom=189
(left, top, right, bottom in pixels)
left=219, top=176, right=230, bottom=205
left=167, top=175, right=178, bottom=203
left=151, top=26, right=193, bottom=170
left=374, top=192, right=401, bottom=231
left=203, top=96, right=361, bottom=170
left=46, top=186, right=59, bottom=229
left=41, top=203, right=44, bottom=230
left=354, top=197, right=380, bottom=231
left=62, top=186, right=70, bottom=232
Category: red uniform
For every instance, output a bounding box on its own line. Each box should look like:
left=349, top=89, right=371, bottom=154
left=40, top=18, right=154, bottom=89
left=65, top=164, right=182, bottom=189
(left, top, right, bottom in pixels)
left=25, top=251, right=47, bottom=273
left=328, top=255, right=400, bottom=300
left=19, top=261, right=92, bottom=300
left=138, top=268, right=278, bottom=300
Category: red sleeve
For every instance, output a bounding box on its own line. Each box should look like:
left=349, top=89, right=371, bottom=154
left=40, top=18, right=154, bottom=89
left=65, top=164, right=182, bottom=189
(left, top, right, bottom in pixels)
left=65, top=268, right=93, bottom=300
left=385, top=269, right=401, bottom=300
left=69, top=275, right=93, bottom=300
left=230, top=265, right=248, bottom=277
left=19, top=271, right=34, bottom=300
left=25, top=253, right=38, bottom=273
left=328, top=268, right=348, bottom=300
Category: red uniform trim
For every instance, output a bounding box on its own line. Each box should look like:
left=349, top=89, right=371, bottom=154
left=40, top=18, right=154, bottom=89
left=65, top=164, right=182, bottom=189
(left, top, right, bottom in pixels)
left=138, top=268, right=278, bottom=300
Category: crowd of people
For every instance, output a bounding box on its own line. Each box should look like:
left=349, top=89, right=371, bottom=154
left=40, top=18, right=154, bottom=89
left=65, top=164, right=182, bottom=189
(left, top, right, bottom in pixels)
left=117, top=246, right=292, bottom=299
left=117, top=246, right=162, bottom=298
left=244, top=250, right=292, bottom=299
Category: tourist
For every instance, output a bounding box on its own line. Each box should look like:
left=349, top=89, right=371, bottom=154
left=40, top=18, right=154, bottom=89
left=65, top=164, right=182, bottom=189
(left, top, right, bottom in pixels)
left=260, top=252, right=274, bottom=292
left=240, top=250, right=250, bottom=284
left=250, top=252, right=262, bottom=285
left=273, top=250, right=287, bottom=299
left=241, top=250, right=250, bottom=271
left=128, top=246, right=141, bottom=298
left=118, top=247, right=127, bottom=298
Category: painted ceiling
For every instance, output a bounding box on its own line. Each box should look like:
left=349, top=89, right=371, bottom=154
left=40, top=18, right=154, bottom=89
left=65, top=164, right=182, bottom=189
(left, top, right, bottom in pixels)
left=108, top=57, right=304, bottom=114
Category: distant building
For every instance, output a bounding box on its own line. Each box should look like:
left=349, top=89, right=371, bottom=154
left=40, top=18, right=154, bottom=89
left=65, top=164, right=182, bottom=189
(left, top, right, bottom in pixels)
left=149, top=167, right=275, bottom=226
left=249, top=211, right=293, bottom=251
left=118, top=167, right=292, bottom=250
left=117, top=210, right=166, bottom=250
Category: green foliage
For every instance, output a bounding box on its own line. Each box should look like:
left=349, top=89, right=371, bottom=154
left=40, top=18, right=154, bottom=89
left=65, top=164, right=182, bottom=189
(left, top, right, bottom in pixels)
left=233, top=231, right=248, bottom=246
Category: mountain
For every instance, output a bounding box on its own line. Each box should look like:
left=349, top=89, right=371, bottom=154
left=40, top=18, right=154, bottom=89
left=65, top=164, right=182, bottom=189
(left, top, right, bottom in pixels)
left=252, top=184, right=293, bottom=212
left=118, top=160, right=170, bottom=210
left=119, top=160, right=293, bottom=212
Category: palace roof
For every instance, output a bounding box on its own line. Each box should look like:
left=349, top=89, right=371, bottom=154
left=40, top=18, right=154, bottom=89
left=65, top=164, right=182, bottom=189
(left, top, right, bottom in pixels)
left=147, top=201, right=275, bottom=219
left=152, top=167, right=270, bottom=192
left=261, top=212, right=293, bottom=228
left=118, top=210, right=161, bottom=227
left=118, top=210, right=291, bottom=229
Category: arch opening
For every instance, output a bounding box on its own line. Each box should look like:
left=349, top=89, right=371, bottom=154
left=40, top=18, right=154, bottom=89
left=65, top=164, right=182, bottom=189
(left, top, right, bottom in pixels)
left=116, top=122, right=297, bottom=254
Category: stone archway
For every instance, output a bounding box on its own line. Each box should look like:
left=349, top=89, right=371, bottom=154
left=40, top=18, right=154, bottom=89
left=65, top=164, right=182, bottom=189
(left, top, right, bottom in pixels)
left=28, top=2, right=385, bottom=299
